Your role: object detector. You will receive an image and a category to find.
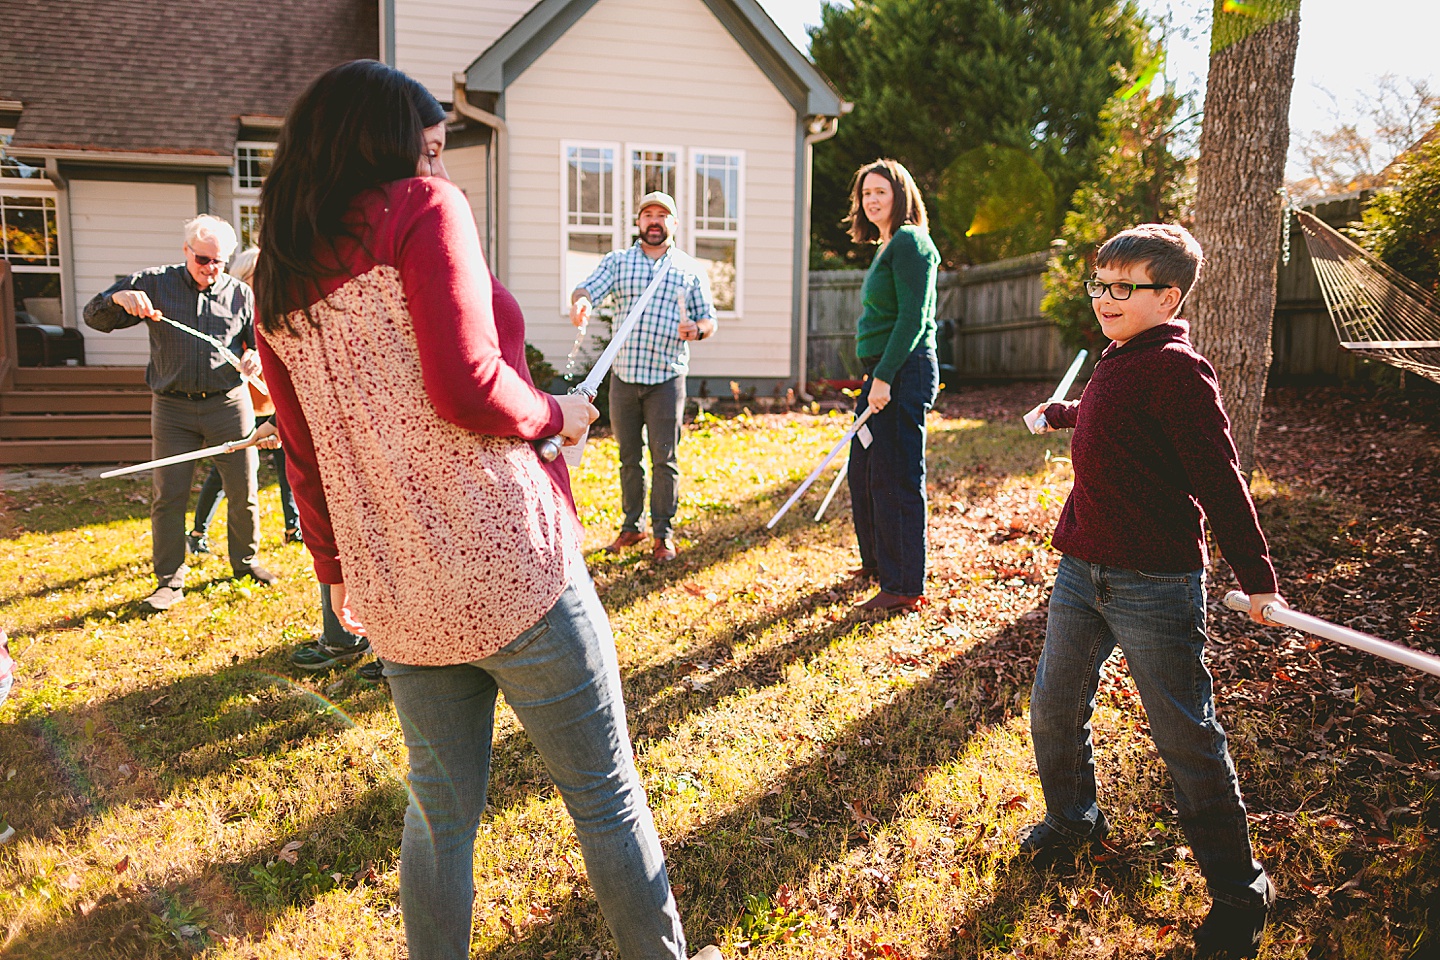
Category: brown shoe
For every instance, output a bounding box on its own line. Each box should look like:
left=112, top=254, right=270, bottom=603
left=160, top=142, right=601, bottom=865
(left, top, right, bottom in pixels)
left=606, top=531, right=646, bottom=553
left=652, top=536, right=678, bottom=562
left=847, top=565, right=879, bottom=582
left=856, top=590, right=923, bottom=613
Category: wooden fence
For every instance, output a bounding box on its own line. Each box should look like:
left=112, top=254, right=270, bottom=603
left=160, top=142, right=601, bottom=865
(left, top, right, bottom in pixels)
left=808, top=197, right=1374, bottom=384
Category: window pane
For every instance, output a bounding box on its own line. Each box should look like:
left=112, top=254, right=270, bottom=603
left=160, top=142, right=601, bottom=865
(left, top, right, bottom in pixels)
left=0, top=132, right=45, bottom=179
left=236, top=145, right=274, bottom=190
left=631, top=149, right=677, bottom=214
left=2, top=194, right=59, bottom=265
left=237, top=203, right=261, bottom=250
left=567, top=146, right=614, bottom=227
left=694, top=237, right=736, bottom=311
left=13, top=271, right=62, bottom=324
left=567, top=232, right=614, bottom=300
left=694, top=154, right=739, bottom=231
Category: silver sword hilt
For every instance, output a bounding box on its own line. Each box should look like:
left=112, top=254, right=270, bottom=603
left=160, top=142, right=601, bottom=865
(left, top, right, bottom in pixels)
left=536, top=384, right=597, bottom=462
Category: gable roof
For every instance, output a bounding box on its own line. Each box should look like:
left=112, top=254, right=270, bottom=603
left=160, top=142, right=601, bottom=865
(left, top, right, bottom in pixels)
left=1, top=0, right=377, bottom=163
left=463, top=0, right=842, bottom=118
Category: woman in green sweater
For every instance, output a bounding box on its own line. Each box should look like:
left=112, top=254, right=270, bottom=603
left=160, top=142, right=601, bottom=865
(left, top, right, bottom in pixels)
left=845, top=159, right=941, bottom=612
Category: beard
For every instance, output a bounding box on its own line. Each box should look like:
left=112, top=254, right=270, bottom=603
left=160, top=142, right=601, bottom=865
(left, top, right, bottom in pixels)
left=642, top=223, right=669, bottom=244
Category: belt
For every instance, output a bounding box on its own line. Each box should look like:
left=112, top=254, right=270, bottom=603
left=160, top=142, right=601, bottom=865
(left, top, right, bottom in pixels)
left=158, top=389, right=225, bottom=401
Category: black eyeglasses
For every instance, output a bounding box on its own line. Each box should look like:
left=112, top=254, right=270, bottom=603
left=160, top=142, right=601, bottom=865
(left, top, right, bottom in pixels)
left=1085, top=279, right=1174, bottom=300
left=187, top=247, right=228, bottom=267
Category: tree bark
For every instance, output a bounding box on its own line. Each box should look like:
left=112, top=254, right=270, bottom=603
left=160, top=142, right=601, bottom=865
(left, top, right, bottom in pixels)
left=1190, top=0, right=1302, bottom=475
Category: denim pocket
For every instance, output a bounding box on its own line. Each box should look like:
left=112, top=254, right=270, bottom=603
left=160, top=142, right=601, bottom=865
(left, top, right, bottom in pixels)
left=1133, top=569, right=1193, bottom=584
left=497, top=610, right=553, bottom=656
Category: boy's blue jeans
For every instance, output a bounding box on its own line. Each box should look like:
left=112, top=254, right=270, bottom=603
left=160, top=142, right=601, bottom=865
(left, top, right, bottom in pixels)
left=1031, top=555, right=1271, bottom=909
left=383, top=568, right=687, bottom=960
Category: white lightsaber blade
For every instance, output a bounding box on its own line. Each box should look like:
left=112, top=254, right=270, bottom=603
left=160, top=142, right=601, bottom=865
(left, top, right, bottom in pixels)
left=537, top=259, right=673, bottom=463
left=766, top=406, right=874, bottom=530
left=157, top=315, right=269, bottom=396
left=1224, top=591, right=1440, bottom=678
left=1031, top=348, right=1088, bottom=433
left=100, top=433, right=263, bottom=479
left=814, top=458, right=849, bottom=521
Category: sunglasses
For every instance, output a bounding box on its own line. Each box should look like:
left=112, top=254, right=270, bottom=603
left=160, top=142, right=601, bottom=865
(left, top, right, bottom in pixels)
left=187, top=247, right=228, bottom=267
left=1084, top=279, right=1174, bottom=301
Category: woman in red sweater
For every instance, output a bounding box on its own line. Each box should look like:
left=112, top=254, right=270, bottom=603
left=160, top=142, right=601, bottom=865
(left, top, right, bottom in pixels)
left=254, top=60, right=716, bottom=960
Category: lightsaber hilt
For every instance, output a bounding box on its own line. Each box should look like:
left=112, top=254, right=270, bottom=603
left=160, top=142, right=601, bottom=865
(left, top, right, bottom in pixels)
left=1223, top=590, right=1440, bottom=678
left=1029, top=348, right=1088, bottom=435
left=536, top=384, right=598, bottom=463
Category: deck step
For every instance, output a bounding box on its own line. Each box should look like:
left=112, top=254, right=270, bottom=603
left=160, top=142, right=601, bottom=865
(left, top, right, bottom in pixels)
left=0, top=438, right=152, bottom=466
left=12, top=366, right=148, bottom=389
left=0, top=414, right=152, bottom=439
left=0, top=390, right=151, bottom=414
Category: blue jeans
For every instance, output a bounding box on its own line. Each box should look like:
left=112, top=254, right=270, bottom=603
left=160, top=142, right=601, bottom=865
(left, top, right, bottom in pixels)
left=609, top=375, right=686, bottom=540
left=384, top=569, right=687, bottom=960
left=1031, top=555, right=1270, bottom=908
left=849, top=346, right=938, bottom=596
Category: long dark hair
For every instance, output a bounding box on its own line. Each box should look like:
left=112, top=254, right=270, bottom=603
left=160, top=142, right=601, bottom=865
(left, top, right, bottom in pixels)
left=843, top=158, right=928, bottom=245
left=256, top=59, right=446, bottom=334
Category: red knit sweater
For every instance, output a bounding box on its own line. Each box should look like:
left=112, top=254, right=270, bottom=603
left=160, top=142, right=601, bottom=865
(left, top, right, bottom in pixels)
left=1042, top=320, right=1278, bottom=595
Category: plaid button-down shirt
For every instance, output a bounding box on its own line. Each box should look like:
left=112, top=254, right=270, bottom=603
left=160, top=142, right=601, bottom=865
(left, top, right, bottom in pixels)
left=578, top=242, right=716, bottom=385
left=83, top=264, right=254, bottom=396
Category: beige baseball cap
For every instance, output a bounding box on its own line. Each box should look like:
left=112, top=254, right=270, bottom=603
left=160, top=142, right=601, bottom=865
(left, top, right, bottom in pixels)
left=636, top=191, right=678, bottom=219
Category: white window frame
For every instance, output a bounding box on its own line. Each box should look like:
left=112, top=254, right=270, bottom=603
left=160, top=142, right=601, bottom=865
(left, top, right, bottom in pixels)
left=623, top=143, right=683, bottom=248
left=688, top=147, right=744, bottom=317
left=233, top=140, right=275, bottom=251
left=559, top=140, right=622, bottom=314
left=1, top=173, right=65, bottom=326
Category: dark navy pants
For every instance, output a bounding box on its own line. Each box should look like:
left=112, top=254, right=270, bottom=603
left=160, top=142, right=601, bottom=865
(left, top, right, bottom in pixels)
left=848, top=346, right=938, bottom=596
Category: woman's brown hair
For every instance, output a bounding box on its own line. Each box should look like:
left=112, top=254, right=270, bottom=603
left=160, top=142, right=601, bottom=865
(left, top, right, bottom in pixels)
left=843, top=159, right=928, bottom=244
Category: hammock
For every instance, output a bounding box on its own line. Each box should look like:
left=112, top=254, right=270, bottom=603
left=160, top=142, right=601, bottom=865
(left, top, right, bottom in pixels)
left=1293, top=209, right=1440, bottom=384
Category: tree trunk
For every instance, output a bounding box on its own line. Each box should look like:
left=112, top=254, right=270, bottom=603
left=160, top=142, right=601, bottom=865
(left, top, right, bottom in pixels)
left=1190, top=0, right=1302, bottom=476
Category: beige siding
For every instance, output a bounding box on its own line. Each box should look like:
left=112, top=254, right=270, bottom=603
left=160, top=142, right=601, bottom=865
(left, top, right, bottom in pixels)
left=443, top=142, right=493, bottom=263
left=504, top=0, right=797, bottom=383
left=393, top=0, right=534, bottom=100
left=70, top=180, right=198, bottom=366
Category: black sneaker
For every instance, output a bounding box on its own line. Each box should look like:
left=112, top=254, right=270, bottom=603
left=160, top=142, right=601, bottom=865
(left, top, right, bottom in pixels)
left=356, top=659, right=386, bottom=683
left=140, top=585, right=184, bottom=612
left=186, top=531, right=211, bottom=555
left=1017, top=811, right=1110, bottom=868
left=290, top=636, right=371, bottom=671
left=233, top=565, right=279, bottom=585
left=1193, top=878, right=1276, bottom=959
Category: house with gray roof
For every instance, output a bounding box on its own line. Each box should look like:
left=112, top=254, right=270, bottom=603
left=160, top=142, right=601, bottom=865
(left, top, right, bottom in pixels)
left=0, top=0, right=844, bottom=463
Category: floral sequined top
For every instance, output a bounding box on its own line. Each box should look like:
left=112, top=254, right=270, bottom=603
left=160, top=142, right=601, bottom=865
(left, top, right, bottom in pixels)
left=257, top=178, right=579, bottom=666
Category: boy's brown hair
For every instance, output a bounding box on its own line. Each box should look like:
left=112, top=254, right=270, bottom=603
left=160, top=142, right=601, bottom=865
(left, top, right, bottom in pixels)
left=1094, top=223, right=1205, bottom=314
left=843, top=158, right=928, bottom=244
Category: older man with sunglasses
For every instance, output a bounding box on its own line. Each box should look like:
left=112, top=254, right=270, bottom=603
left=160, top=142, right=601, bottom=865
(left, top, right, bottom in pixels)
left=85, top=214, right=278, bottom=613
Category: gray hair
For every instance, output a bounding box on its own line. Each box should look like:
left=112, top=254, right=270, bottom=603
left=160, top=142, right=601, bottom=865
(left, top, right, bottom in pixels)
left=183, top=214, right=238, bottom=258
left=229, top=247, right=259, bottom=284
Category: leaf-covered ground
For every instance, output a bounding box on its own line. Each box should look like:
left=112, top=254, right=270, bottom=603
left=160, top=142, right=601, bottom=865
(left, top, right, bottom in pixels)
left=0, top=382, right=1436, bottom=959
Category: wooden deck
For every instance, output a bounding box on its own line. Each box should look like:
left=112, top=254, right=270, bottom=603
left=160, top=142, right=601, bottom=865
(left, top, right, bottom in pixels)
left=2, top=263, right=152, bottom=466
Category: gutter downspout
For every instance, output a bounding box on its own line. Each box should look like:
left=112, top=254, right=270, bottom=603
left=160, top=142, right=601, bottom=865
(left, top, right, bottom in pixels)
left=453, top=74, right=508, bottom=283
left=798, top=111, right=843, bottom=401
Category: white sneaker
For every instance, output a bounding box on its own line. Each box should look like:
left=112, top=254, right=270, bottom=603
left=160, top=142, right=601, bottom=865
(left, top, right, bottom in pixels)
left=689, top=948, right=723, bottom=960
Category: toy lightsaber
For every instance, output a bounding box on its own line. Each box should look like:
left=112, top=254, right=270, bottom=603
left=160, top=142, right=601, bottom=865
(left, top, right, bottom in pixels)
left=1030, top=349, right=1088, bottom=433
left=100, top=431, right=268, bottom=479
left=1224, top=591, right=1440, bottom=678
left=537, top=260, right=672, bottom=463
left=157, top=314, right=269, bottom=397
left=766, top=406, right=874, bottom=530
left=814, top=458, right=849, bottom=521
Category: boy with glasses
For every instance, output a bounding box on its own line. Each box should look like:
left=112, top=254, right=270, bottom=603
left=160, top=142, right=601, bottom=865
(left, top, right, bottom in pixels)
left=1021, top=223, right=1283, bottom=958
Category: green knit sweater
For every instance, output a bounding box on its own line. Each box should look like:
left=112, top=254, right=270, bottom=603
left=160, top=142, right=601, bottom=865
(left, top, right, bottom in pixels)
left=854, top=225, right=940, bottom=383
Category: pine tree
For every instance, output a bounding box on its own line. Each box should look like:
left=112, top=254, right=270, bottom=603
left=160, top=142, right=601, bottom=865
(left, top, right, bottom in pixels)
left=808, top=0, right=1147, bottom=267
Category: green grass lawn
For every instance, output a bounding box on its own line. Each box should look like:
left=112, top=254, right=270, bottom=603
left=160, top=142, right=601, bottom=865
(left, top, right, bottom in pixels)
left=1, top=391, right=1435, bottom=959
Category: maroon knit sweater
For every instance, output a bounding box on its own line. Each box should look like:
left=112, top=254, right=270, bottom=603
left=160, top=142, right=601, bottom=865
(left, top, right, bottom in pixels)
left=1042, top=320, right=1278, bottom=594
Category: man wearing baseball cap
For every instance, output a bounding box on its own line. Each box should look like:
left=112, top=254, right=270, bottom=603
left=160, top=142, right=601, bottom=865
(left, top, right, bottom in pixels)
left=571, top=191, right=717, bottom=562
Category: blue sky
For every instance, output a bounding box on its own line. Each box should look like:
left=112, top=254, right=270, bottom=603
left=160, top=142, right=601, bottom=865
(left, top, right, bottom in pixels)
left=756, top=0, right=1439, bottom=175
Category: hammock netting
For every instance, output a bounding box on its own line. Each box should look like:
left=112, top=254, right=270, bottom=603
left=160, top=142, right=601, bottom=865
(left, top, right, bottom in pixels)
left=1294, top=208, right=1440, bottom=384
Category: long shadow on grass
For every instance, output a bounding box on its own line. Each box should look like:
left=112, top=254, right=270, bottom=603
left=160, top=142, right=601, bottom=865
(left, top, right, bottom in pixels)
left=2, top=478, right=153, bottom=535
left=0, top=560, right=143, bottom=605
left=589, top=423, right=1031, bottom=619
left=465, top=600, right=1051, bottom=958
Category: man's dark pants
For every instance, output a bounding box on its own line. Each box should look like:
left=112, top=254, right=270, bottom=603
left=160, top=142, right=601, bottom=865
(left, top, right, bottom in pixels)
left=609, top=374, right=685, bottom=541
left=151, top=388, right=258, bottom=587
